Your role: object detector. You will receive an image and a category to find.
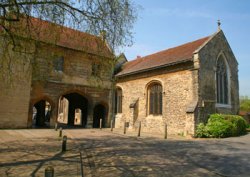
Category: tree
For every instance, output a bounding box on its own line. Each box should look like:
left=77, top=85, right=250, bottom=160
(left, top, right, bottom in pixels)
left=0, top=0, right=137, bottom=50
left=240, top=98, right=250, bottom=112
left=0, top=0, right=138, bottom=85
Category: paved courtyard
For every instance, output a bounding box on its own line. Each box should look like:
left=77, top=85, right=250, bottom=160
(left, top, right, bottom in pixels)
left=0, top=129, right=250, bottom=177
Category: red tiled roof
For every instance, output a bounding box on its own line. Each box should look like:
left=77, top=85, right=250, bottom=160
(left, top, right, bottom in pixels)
left=5, top=16, right=112, bottom=58
left=116, top=36, right=211, bottom=77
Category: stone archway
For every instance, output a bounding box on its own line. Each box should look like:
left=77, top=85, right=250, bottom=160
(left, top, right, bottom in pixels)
left=93, top=104, right=107, bottom=128
left=58, top=93, right=88, bottom=127
left=33, top=100, right=52, bottom=127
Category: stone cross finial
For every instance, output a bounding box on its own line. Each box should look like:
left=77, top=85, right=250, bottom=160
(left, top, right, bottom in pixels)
left=217, top=19, right=221, bottom=31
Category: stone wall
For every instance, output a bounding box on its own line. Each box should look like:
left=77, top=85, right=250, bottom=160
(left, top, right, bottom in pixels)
left=0, top=36, right=113, bottom=129
left=115, top=64, right=197, bottom=135
left=0, top=38, right=33, bottom=128
left=33, top=43, right=113, bottom=89
left=29, top=42, right=113, bottom=128
left=197, top=30, right=239, bottom=123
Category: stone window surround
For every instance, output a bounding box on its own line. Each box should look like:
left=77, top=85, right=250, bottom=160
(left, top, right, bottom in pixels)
left=215, top=51, right=231, bottom=108
left=146, top=80, right=163, bottom=116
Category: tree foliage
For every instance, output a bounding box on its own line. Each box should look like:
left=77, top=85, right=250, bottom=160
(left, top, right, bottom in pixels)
left=0, top=0, right=138, bottom=50
left=240, top=97, right=250, bottom=112
left=0, top=0, right=138, bottom=86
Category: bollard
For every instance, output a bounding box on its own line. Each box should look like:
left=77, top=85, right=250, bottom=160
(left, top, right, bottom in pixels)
left=164, top=124, right=168, bottom=139
left=45, top=166, right=54, bottom=177
left=123, top=122, right=126, bottom=134
left=59, top=127, right=62, bottom=137
left=62, top=135, right=67, bottom=152
left=54, top=123, right=58, bottom=131
left=111, top=120, right=113, bottom=132
left=100, top=119, right=102, bottom=130
left=138, top=121, right=141, bottom=137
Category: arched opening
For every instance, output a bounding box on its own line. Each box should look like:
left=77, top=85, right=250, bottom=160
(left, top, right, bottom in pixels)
left=216, top=54, right=230, bottom=104
left=147, top=82, right=163, bottom=115
left=93, top=104, right=106, bottom=128
left=58, top=93, right=88, bottom=127
left=33, top=100, right=51, bottom=127
left=115, top=87, right=123, bottom=114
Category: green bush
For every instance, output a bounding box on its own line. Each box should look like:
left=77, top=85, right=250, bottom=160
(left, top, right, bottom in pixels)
left=196, top=123, right=209, bottom=138
left=196, top=114, right=247, bottom=138
left=223, top=115, right=247, bottom=136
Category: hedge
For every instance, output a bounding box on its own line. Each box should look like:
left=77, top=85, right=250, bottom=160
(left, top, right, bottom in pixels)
left=196, top=114, right=247, bottom=138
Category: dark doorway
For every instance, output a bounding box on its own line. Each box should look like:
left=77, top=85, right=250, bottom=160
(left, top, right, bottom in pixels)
left=33, top=100, right=51, bottom=127
left=60, top=93, right=88, bottom=127
left=93, top=104, right=106, bottom=128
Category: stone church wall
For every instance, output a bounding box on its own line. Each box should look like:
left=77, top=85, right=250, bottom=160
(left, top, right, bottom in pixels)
left=197, top=31, right=239, bottom=123
left=116, top=65, right=197, bottom=135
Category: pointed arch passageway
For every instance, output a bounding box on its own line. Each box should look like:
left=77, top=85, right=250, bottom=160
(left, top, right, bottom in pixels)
left=33, top=100, right=52, bottom=127
left=58, top=92, right=88, bottom=127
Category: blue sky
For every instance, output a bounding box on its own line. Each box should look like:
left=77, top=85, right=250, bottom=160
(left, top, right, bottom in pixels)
left=122, top=0, right=250, bottom=96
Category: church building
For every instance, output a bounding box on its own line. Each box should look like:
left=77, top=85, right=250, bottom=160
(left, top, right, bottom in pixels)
left=114, top=29, right=239, bottom=136
left=0, top=17, right=239, bottom=136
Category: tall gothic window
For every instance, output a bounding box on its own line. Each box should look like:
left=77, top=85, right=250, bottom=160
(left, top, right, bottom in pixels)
left=216, top=56, right=229, bottom=104
left=148, top=83, right=162, bottom=115
left=115, top=88, right=122, bottom=113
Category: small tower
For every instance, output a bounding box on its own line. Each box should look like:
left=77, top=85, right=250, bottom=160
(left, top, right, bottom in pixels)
left=217, top=19, right=221, bottom=31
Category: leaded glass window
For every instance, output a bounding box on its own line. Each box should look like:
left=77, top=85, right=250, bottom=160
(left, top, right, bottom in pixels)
left=216, top=56, right=229, bottom=104
left=148, top=83, right=162, bottom=115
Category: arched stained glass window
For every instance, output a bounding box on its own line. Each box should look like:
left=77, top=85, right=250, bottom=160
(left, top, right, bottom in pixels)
left=216, top=56, right=229, bottom=104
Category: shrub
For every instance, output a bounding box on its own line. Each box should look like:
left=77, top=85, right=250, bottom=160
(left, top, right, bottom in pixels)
left=196, top=123, right=209, bottom=138
left=195, top=114, right=247, bottom=138
left=223, top=115, right=247, bottom=136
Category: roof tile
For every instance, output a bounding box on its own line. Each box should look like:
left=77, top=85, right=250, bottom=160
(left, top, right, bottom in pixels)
left=6, top=16, right=112, bottom=57
left=117, top=36, right=211, bottom=76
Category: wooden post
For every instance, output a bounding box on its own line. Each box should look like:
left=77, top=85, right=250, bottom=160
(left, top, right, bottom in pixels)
left=111, top=120, right=113, bottom=132
left=138, top=121, right=141, bottom=137
left=45, top=166, right=54, bottom=177
left=100, top=119, right=102, bottom=130
left=164, top=124, right=168, bottom=139
left=59, top=127, right=62, bottom=137
left=54, top=123, right=58, bottom=131
left=123, top=122, right=126, bottom=134
left=62, top=135, right=67, bottom=152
